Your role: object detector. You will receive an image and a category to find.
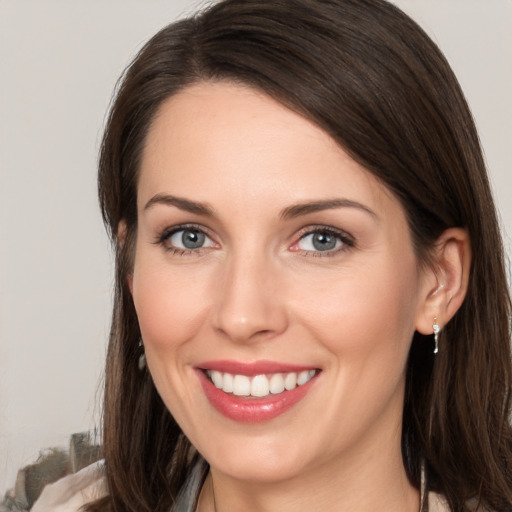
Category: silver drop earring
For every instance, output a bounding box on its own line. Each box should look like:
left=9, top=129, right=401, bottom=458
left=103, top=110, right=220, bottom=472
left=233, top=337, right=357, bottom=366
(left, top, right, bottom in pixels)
left=433, top=318, right=440, bottom=354
left=138, top=340, right=147, bottom=371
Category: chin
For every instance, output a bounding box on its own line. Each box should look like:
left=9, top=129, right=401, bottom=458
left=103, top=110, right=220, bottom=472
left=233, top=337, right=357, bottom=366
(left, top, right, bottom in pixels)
left=210, top=452, right=306, bottom=484
left=197, top=428, right=320, bottom=484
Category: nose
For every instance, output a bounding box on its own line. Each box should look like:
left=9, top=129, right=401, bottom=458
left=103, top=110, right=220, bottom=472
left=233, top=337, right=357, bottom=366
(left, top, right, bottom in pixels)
left=212, top=251, right=289, bottom=344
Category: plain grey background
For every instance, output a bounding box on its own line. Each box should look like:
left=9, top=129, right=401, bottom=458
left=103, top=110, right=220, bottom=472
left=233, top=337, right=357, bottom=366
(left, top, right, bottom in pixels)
left=1, top=0, right=511, bottom=493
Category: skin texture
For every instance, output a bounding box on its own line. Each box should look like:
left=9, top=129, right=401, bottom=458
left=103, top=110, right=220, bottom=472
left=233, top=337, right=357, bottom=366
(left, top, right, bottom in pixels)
left=129, top=82, right=470, bottom=512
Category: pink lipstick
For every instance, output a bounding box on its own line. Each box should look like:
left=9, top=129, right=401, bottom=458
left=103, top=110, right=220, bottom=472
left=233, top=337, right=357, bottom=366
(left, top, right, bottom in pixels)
left=196, top=360, right=320, bottom=423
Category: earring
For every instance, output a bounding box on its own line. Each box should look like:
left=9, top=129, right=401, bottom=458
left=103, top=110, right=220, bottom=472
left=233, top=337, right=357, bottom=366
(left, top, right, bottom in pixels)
left=138, top=340, right=146, bottom=371
left=432, top=318, right=440, bottom=354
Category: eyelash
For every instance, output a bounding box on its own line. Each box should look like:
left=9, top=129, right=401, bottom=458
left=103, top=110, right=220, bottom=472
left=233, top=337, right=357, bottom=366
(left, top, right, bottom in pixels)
left=154, top=224, right=355, bottom=257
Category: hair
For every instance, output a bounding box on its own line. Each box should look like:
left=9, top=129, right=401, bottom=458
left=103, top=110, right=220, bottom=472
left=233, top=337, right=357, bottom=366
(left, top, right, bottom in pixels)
left=90, top=1, right=512, bottom=511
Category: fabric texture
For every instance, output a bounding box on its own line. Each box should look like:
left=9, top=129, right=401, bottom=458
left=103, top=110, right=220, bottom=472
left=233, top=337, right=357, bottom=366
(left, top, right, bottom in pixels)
left=30, top=461, right=107, bottom=512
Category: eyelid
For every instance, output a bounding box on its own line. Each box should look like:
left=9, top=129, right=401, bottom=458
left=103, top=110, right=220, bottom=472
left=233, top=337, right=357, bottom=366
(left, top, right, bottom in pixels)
left=153, top=222, right=209, bottom=241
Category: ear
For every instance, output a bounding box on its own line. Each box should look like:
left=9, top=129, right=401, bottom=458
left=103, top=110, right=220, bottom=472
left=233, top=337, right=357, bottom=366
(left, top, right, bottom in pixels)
left=415, top=227, right=471, bottom=335
left=117, top=220, right=134, bottom=295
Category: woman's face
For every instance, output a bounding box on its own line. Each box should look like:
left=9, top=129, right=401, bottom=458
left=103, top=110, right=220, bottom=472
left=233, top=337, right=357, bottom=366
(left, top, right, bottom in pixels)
left=131, top=82, right=433, bottom=483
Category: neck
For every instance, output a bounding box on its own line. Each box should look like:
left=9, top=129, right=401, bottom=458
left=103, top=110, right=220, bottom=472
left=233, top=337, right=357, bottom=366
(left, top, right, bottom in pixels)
left=197, top=437, right=419, bottom=512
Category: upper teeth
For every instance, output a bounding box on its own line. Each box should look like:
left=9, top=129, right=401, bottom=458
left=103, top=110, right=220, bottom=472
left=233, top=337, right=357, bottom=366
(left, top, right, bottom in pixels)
left=206, top=370, right=316, bottom=397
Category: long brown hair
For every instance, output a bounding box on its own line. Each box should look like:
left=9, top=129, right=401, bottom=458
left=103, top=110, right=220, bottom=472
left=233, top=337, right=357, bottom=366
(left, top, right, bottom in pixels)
left=90, top=1, right=512, bottom=510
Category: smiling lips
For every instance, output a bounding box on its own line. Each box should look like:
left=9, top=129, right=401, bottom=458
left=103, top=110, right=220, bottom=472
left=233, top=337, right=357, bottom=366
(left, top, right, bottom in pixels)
left=197, top=361, right=320, bottom=422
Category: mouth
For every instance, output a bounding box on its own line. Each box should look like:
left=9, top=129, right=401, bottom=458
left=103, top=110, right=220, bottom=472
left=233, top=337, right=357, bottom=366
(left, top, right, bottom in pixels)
left=196, top=361, right=321, bottom=422
left=204, top=369, right=318, bottom=398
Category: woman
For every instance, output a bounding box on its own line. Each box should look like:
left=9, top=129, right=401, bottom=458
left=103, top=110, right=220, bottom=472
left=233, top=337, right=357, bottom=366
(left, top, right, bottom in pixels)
left=32, top=0, right=512, bottom=511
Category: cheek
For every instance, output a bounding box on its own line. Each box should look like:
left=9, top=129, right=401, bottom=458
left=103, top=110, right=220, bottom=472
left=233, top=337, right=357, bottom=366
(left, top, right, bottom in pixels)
left=292, top=255, right=420, bottom=360
left=132, top=257, right=213, bottom=352
left=286, top=257, right=420, bottom=443
left=131, top=256, right=217, bottom=418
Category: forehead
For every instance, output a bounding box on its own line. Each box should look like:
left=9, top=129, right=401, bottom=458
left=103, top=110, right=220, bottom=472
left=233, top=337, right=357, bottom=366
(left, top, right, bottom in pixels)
left=138, top=81, right=399, bottom=220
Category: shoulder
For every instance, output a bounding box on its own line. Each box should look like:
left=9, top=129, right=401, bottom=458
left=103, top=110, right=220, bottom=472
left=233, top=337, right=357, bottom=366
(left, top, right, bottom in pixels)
left=30, top=460, right=107, bottom=512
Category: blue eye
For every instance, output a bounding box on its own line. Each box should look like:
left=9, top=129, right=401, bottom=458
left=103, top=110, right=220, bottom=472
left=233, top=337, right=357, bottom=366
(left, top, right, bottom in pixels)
left=171, top=229, right=207, bottom=249
left=159, top=227, right=215, bottom=252
left=296, top=229, right=352, bottom=254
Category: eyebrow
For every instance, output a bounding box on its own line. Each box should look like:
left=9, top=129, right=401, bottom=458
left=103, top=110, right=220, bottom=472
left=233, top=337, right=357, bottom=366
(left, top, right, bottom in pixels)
left=144, top=194, right=214, bottom=216
left=280, top=199, right=377, bottom=220
left=144, top=194, right=377, bottom=221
